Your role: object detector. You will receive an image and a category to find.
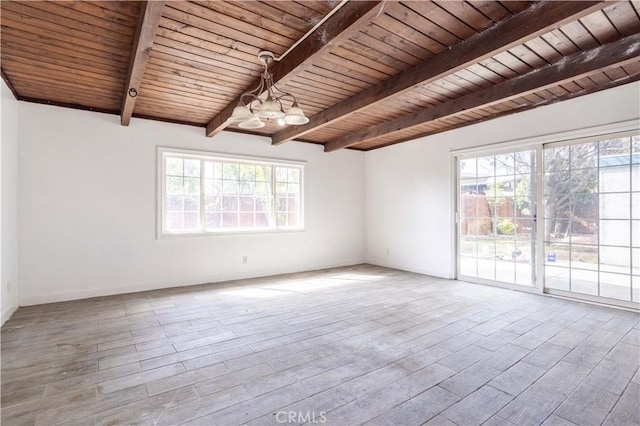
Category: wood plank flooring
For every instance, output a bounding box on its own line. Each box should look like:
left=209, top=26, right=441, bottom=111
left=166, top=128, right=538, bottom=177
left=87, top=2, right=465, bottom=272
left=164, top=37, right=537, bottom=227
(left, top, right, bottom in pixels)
left=1, top=264, right=639, bottom=425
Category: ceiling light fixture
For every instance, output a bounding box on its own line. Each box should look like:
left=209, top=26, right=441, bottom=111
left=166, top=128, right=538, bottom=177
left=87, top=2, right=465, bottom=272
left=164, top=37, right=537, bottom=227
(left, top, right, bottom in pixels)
left=229, top=51, right=309, bottom=129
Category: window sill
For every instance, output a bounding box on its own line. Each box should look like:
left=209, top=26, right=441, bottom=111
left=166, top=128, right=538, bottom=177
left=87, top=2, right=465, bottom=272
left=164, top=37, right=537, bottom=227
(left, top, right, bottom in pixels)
left=158, top=227, right=306, bottom=239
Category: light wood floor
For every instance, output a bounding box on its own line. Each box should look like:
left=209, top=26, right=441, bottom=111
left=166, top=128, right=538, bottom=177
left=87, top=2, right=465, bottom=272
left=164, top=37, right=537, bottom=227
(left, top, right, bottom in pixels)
left=1, top=264, right=639, bottom=426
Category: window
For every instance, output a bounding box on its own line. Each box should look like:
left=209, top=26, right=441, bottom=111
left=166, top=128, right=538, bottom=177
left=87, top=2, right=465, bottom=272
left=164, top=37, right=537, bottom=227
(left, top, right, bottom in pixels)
left=160, top=149, right=304, bottom=235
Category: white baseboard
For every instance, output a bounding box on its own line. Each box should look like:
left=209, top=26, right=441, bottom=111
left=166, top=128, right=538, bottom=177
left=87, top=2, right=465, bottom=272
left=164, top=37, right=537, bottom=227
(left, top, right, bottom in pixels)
left=365, top=256, right=452, bottom=279
left=1, top=299, right=19, bottom=326
left=18, top=258, right=366, bottom=306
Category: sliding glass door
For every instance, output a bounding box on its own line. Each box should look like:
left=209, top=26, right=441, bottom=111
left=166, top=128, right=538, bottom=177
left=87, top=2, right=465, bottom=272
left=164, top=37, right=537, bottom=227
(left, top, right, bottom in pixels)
left=544, top=135, right=639, bottom=304
left=457, top=150, right=536, bottom=288
left=455, top=132, right=639, bottom=308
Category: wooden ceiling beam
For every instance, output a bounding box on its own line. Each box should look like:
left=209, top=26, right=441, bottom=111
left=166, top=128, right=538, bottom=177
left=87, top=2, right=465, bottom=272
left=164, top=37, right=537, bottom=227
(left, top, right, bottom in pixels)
left=324, top=33, right=640, bottom=152
left=272, top=0, right=608, bottom=146
left=120, top=1, right=166, bottom=126
left=205, top=1, right=383, bottom=137
left=1, top=69, right=19, bottom=99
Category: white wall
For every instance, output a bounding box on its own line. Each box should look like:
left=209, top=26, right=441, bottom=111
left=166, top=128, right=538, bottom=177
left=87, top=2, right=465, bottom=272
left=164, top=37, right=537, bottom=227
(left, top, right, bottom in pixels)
left=1, top=80, right=20, bottom=324
left=365, top=81, right=640, bottom=279
left=18, top=104, right=365, bottom=305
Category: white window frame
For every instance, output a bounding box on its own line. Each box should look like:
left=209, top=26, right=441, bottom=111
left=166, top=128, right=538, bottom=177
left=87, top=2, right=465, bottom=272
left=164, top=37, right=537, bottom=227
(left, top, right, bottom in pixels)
left=157, top=147, right=305, bottom=238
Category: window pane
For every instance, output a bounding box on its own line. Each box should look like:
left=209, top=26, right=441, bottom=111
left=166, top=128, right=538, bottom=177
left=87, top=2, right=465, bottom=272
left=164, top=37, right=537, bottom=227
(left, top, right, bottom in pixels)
left=223, top=197, right=238, bottom=212
left=572, top=193, right=598, bottom=222
left=256, top=166, right=271, bottom=182
left=545, top=145, right=570, bottom=173
left=459, top=257, right=477, bottom=277
left=515, top=268, right=532, bottom=286
left=184, top=196, right=199, bottom=212
left=599, top=138, right=630, bottom=166
left=600, top=273, right=630, bottom=301
left=223, top=163, right=239, bottom=180
left=239, top=213, right=254, bottom=228
left=600, top=220, right=630, bottom=247
left=599, top=165, right=630, bottom=193
left=545, top=243, right=569, bottom=266
left=222, top=213, right=238, bottom=227
left=239, top=181, right=255, bottom=196
left=275, top=182, right=287, bottom=195
left=496, top=261, right=515, bottom=283
left=288, top=197, right=299, bottom=213
left=183, top=213, right=199, bottom=230
left=288, top=168, right=300, bottom=183
left=205, top=196, right=221, bottom=212
left=223, top=180, right=239, bottom=195
left=256, top=198, right=271, bottom=213
left=167, top=212, right=183, bottom=230
left=205, top=213, right=221, bottom=228
left=600, top=193, right=630, bottom=219
left=495, top=153, right=514, bottom=176
left=571, top=269, right=598, bottom=296
left=460, top=179, right=479, bottom=197
left=167, top=177, right=183, bottom=194
left=275, top=167, right=288, bottom=182
left=571, top=244, right=598, bottom=271
left=288, top=212, right=300, bottom=227
left=570, top=168, right=597, bottom=193
left=184, top=178, right=199, bottom=195
left=571, top=142, right=598, bottom=169
left=459, top=238, right=477, bottom=257
left=477, top=239, right=495, bottom=260
left=546, top=266, right=570, bottom=291
left=256, top=182, right=271, bottom=196
left=239, top=197, right=254, bottom=211
left=184, top=159, right=200, bottom=177
left=460, top=192, right=478, bottom=220
left=546, top=219, right=569, bottom=242
left=239, top=164, right=256, bottom=181
left=256, top=213, right=269, bottom=227
left=600, top=246, right=630, bottom=274
left=460, top=158, right=476, bottom=178
left=167, top=195, right=183, bottom=212
left=477, top=156, right=494, bottom=178
left=166, top=157, right=183, bottom=176
left=477, top=258, right=495, bottom=281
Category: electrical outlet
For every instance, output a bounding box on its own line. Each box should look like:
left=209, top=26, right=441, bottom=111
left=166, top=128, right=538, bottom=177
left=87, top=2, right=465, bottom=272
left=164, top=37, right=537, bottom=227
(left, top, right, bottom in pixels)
left=242, top=255, right=248, bottom=264
left=7, top=280, right=12, bottom=293
left=385, top=248, right=390, bottom=257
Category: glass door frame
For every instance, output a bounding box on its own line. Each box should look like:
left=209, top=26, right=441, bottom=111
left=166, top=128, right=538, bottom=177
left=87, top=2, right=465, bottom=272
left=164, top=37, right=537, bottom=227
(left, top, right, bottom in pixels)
left=541, top=131, right=639, bottom=310
left=453, top=128, right=640, bottom=310
left=454, top=147, right=540, bottom=294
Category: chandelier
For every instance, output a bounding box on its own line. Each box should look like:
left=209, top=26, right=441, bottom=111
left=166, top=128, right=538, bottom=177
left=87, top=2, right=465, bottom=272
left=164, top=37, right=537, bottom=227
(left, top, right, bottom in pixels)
left=228, top=51, right=309, bottom=129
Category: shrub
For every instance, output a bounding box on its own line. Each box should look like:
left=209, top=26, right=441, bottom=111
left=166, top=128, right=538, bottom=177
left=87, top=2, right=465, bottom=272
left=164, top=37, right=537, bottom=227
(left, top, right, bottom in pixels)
left=497, top=219, right=515, bottom=235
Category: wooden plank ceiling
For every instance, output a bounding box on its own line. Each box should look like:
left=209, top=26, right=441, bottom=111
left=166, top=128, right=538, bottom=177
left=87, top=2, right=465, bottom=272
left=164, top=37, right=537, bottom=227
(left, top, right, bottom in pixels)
left=2, top=0, right=639, bottom=152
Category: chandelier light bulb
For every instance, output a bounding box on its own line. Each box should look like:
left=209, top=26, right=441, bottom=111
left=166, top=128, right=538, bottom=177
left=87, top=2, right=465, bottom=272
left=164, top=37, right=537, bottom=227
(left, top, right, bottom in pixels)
left=229, top=105, right=254, bottom=123
left=284, top=105, right=309, bottom=125
left=257, top=99, right=285, bottom=119
left=238, top=116, right=266, bottom=129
